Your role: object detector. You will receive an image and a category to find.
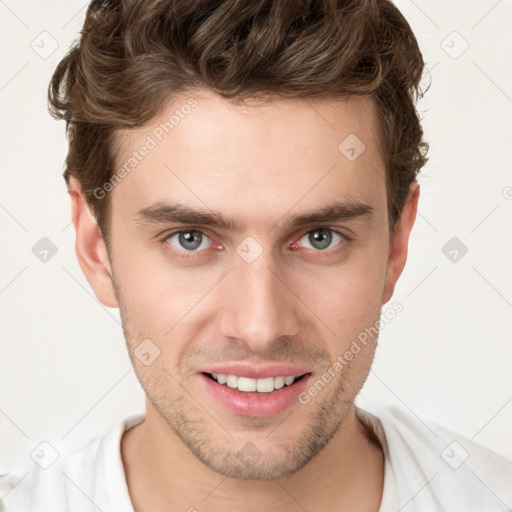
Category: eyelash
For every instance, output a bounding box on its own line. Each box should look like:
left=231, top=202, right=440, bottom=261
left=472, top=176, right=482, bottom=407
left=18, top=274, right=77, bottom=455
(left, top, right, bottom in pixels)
left=160, top=227, right=351, bottom=259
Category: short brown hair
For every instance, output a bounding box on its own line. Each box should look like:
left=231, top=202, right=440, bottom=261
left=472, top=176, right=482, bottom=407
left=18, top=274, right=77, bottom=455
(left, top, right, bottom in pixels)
left=49, top=0, right=429, bottom=245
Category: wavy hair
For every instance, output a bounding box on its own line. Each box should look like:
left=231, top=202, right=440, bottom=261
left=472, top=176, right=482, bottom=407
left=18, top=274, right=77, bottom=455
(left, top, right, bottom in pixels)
left=49, top=0, right=429, bottom=241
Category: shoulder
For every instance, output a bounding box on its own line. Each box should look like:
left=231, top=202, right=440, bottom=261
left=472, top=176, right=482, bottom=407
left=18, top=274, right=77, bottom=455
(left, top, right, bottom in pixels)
left=0, top=436, right=102, bottom=512
left=359, top=404, right=512, bottom=512
left=0, top=413, right=144, bottom=512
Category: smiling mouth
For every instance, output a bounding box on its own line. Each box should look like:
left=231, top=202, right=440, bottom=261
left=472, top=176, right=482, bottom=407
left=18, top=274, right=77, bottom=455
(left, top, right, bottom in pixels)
left=203, top=372, right=309, bottom=393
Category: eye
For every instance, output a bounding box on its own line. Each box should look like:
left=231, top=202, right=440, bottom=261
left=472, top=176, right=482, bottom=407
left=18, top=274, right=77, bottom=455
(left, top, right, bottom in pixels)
left=165, top=230, right=212, bottom=252
left=296, top=228, right=345, bottom=251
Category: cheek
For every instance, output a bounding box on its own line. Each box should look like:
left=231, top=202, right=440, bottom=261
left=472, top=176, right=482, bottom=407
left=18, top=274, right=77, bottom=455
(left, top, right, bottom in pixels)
left=111, top=231, right=203, bottom=323
left=114, top=258, right=217, bottom=364
left=294, top=260, right=386, bottom=397
left=293, top=249, right=388, bottom=335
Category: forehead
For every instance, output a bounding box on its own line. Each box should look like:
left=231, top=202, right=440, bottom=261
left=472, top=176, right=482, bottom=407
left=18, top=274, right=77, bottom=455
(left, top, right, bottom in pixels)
left=111, top=90, right=386, bottom=228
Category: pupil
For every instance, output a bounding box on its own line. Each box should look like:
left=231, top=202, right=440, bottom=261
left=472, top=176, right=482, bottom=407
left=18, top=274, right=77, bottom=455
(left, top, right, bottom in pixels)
left=310, top=229, right=331, bottom=250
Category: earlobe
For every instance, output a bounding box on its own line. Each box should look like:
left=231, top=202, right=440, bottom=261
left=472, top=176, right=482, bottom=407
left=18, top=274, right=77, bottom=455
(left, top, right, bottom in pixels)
left=381, top=182, right=420, bottom=304
left=68, top=176, right=118, bottom=308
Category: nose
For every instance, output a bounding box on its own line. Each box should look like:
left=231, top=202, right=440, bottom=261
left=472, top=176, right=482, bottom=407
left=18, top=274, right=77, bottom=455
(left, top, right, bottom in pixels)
left=218, top=248, right=301, bottom=353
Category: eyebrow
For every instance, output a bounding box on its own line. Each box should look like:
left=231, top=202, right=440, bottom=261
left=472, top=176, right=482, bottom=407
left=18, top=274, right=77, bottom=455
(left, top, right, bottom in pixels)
left=134, top=199, right=373, bottom=232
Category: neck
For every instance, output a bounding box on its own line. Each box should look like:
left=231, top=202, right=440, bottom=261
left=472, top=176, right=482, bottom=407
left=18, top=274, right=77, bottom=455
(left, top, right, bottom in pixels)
left=121, top=402, right=384, bottom=512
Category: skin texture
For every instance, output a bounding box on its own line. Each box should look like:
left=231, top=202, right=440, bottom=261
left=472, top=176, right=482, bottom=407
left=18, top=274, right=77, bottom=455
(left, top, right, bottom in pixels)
left=68, top=89, right=419, bottom=511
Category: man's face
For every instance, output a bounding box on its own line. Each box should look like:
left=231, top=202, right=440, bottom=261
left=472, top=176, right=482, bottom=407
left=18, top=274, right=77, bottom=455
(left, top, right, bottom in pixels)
left=105, top=90, right=397, bottom=479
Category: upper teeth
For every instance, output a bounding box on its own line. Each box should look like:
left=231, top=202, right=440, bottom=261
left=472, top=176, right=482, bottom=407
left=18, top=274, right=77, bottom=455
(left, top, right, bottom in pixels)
left=211, top=374, right=298, bottom=393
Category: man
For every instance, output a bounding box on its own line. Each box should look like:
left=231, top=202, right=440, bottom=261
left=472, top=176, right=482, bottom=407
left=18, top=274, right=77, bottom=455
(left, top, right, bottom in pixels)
left=1, top=0, right=510, bottom=511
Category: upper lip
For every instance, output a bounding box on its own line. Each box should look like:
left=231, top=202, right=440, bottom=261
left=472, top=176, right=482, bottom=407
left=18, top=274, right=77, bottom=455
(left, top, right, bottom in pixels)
left=200, top=363, right=311, bottom=380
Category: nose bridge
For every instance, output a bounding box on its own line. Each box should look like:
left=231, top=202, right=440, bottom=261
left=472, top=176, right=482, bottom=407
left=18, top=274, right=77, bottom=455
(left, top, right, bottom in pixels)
left=219, top=242, right=300, bottom=351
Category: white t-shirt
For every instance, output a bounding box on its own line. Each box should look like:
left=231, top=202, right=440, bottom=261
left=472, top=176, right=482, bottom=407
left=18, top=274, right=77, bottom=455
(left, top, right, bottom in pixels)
left=1, top=405, right=510, bottom=511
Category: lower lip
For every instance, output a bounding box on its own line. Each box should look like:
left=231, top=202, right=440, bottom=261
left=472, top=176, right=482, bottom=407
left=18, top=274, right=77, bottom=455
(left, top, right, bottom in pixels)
left=199, top=373, right=311, bottom=418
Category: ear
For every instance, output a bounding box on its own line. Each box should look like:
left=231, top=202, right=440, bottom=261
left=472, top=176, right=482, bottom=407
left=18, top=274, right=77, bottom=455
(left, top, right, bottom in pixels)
left=68, top=176, right=118, bottom=308
left=381, top=181, right=420, bottom=304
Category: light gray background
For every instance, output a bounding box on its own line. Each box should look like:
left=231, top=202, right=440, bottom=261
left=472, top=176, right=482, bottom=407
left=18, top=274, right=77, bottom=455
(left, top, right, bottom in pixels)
left=1, top=0, right=511, bottom=473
